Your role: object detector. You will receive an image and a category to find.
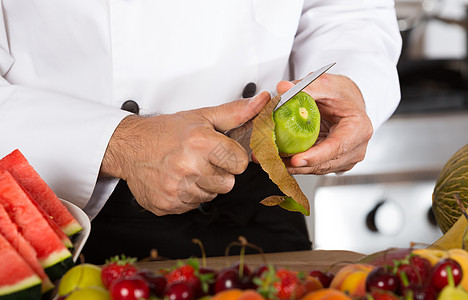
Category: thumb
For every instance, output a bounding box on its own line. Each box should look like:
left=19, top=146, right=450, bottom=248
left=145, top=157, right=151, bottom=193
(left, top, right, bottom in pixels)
left=202, top=91, right=270, bottom=132
left=276, top=80, right=295, bottom=95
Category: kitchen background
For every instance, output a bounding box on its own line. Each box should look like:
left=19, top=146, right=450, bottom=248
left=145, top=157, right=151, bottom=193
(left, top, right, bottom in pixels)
left=298, top=0, right=468, bottom=254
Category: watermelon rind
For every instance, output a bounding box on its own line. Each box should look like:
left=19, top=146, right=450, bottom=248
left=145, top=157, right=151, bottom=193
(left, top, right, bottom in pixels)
left=63, top=222, right=84, bottom=237
left=43, top=250, right=75, bottom=282
left=0, top=276, right=41, bottom=299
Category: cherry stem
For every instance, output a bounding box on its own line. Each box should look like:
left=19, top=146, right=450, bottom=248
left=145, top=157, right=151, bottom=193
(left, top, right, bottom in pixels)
left=239, top=236, right=247, bottom=278
left=447, top=265, right=455, bottom=287
left=400, top=271, right=410, bottom=287
left=224, top=236, right=268, bottom=267
left=192, top=238, right=207, bottom=267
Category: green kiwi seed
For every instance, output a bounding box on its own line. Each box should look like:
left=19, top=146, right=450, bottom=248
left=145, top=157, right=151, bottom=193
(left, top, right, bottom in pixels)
left=273, top=91, right=320, bottom=155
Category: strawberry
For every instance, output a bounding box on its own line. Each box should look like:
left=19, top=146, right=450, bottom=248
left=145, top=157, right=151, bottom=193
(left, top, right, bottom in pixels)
left=394, top=254, right=432, bottom=289
left=165, top=258, right=208, bottom=297
left=256, top=267, right=305, bottom=300
left=101, top=255, right=138, bottom=288
left=273, top=268, right=306, bottom=300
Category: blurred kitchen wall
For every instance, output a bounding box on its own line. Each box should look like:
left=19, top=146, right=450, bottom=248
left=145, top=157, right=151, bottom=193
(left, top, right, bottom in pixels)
left=296, top=0, right=468, bottom=254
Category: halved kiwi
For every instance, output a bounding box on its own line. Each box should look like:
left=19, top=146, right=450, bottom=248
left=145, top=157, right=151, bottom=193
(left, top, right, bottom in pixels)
left=273, top=91, right=320, bottom=156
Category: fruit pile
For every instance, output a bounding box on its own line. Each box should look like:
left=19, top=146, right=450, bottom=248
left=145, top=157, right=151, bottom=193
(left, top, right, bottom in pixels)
left=56, top=247, right=468, bottom=300
left=0, top=149, right=82, bottom=299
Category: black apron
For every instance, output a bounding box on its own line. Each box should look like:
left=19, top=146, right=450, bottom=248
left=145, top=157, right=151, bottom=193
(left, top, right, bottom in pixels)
left=82, top=162, right=312, bottom=264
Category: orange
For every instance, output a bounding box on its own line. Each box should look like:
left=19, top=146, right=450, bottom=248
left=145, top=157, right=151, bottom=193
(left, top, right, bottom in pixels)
left=211, top=289, right=243, bottom=300
left=238, top=289, right=266, bottom=300
left=300, top=288, right=352, bottom=300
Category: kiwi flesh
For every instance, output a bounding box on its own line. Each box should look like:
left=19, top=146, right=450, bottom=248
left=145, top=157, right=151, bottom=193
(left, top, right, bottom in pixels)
left=273, top=91, right=320, bottom=156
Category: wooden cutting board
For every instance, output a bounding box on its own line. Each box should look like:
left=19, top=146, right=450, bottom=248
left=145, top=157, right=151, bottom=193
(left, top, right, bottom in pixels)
left=136, top=250, right=365, bottom=273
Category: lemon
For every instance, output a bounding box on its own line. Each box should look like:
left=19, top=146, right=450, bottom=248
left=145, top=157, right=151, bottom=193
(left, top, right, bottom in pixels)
left=58, top=263, right=104, bottom=296
left=66, top=286, right=110, bottom=300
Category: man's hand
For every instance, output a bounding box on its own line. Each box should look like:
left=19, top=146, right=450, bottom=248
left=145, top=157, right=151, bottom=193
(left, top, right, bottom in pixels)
left=100, top=91, right=270, bottom=215
left=277, top=73, right=373, bottom=175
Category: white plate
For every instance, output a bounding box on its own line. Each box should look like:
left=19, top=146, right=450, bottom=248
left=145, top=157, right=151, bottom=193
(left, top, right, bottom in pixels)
left=60, top=199, right=91, bottom=262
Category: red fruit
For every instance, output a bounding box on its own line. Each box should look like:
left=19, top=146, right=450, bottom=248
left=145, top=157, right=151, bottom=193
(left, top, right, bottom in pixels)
left=431, top=258, right=463, bottom=291
left=166, top=264, right=202, bottom=297
left=365, top=266, right=399, bottom=293
left=109, top=275, right=150, bottom=300
left=101, top=255, right=138, bottom=289
left=370, top=289, right=400, bottom=300
left=214, top=268, right=244, bottom=293
left=273, top=269, right=305, bottom=300
left=402, top=283, right=437, bottom=300
left=136, top=269, right=167, bottom=297
left=252, top=264, right=269, bottom=279
left=308, top=270, right=334, bottom=288
left=164, top=281, right=195, bottom=300
left=396, top=255, right=432, bottom=288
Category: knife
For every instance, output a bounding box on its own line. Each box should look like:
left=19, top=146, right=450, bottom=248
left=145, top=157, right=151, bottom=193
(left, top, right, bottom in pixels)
left=227, top=62, right=335, bottom=154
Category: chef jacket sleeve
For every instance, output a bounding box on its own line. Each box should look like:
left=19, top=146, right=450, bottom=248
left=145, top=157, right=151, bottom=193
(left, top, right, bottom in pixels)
left=0, top=10, right=131, bottom=217
left=292, top=0, right=402, bottom=131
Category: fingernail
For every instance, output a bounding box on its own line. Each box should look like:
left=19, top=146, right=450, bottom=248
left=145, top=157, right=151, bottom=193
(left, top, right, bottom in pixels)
left=296, top=160, right=307, bottom=167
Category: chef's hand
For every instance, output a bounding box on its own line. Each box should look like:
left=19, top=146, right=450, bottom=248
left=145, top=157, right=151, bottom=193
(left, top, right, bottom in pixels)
left=277, top=74, right=373, bottom=175
left=100, top=91, right=270, bottom=215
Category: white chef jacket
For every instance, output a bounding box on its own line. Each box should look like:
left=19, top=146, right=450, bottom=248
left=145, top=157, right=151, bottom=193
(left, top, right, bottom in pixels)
left=0, top=0, right=401, bottom=219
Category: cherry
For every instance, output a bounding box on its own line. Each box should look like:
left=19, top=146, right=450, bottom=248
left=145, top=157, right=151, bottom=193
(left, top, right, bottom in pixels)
left=402, top=283, right=437, bottom=300
left=164, top=281, right=194, bottom=300
left=136, top=269, right=167, bottom=297
left=109, top=275, right=150, bottom=300
left=431, top=258, right=463, bottom=291
left=214, top=268, right=244, bottom=293
left=365, top=266, right=399, bottom=293
left=231, top=261, right=252, bottom=278
left=252, top=264, right=269, bottom=278
left=308, top=270, right=334, bottom=288
left=198, top=267, right=217, bottom=296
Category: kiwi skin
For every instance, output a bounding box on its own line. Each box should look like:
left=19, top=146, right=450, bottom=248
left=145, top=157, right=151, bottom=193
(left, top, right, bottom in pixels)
left=273, top=91, right=320, bottom=156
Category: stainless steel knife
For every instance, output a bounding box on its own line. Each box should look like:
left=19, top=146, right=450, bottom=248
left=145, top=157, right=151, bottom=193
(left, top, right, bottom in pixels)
left=227, top=62, right=335, bottom=154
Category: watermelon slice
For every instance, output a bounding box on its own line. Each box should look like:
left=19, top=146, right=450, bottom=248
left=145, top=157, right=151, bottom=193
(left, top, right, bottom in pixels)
left=0, top=149, right=82, bottom=236
left=27, top=193, right=74, bottom=249
left=0, top=204, right=54, bottom=293
left=0, top=168, right=74, bottom=282
left=0, top=232, right=42, bottom=299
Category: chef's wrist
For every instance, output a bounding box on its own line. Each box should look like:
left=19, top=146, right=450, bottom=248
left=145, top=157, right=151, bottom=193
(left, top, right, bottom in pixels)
left=100, top=114, right=141, bottom=179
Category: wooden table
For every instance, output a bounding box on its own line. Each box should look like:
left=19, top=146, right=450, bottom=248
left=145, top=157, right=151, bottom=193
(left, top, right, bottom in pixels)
left=136, top=250, right=365, bottom=273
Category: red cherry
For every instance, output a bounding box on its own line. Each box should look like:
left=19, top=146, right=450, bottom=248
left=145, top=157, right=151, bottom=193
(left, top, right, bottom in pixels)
left=214, top=268, right=244, bottom=293
left=308, top=270, right=334, bottom=288
left=109, top=275, right=150, bottom=300
left=136, top=269, right=167, bottom=297
left=164, top=281, right=195, bottom=300
left=431, top=258, right=463, bottom=291
left=366, top=266, right=399, bottom=293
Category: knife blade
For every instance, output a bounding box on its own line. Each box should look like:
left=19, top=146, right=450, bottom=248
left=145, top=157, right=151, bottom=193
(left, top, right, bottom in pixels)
left=226, top=62, right=335, bottom=154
